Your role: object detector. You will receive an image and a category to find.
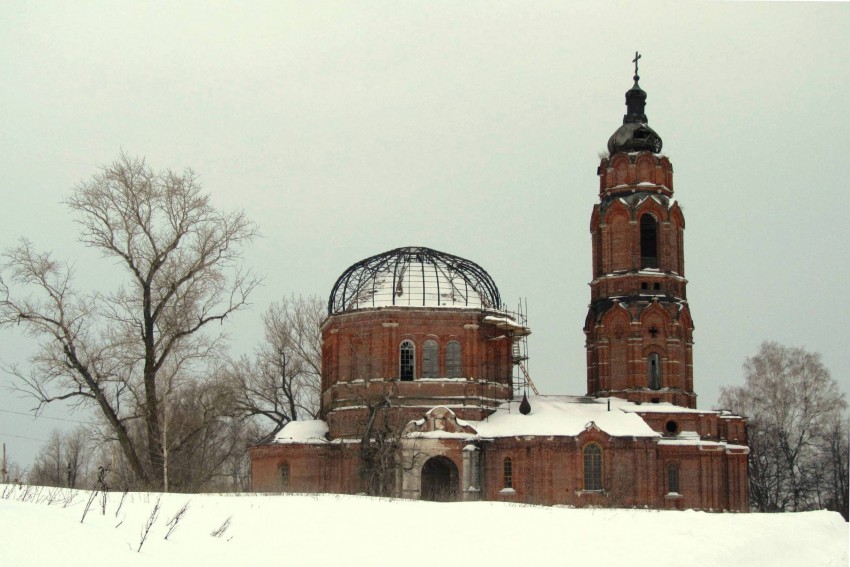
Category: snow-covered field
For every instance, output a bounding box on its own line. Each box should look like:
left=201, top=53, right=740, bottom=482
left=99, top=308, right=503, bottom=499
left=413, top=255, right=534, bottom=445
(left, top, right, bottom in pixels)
left=0, top=484, right=846, bottom=566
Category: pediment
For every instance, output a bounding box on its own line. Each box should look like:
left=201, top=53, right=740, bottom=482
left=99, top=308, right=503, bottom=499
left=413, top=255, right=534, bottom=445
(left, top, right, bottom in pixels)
left=404, top=406, right=478, bottom=435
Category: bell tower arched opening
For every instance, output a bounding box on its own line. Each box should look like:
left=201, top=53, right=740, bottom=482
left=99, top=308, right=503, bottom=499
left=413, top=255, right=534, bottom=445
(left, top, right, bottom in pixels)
left=640, top=214, right=658, bottom=269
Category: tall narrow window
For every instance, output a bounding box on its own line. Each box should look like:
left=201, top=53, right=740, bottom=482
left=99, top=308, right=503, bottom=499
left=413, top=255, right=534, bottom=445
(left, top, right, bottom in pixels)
left=446, top=341, right=462, bottom=377
left=279, top=463, right=290, bottom=490
left=667, top=463, right=680, bottom=494
left=583, top=443, right=603, bottom=491
left=422, top=340, right=438, bottom=378
left=349, top=339, right=361, bottom=381
left=640, top=214, right=658, bottom=269
left=400, top=340, right=415, bottom=381
left=648, top=353, right=662, bottom=390
left=503, top=457, right=513, bottom=489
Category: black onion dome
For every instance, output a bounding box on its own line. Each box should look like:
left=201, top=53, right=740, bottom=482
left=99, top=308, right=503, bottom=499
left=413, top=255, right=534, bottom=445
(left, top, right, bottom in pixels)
left=328, top=246, right=502, bottom=315
left=607, top=60, right=663, bottom=155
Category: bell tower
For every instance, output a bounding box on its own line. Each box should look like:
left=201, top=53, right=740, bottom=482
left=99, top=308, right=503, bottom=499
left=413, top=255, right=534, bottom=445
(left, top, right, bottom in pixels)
left=584, top=54, right=696, bottom=408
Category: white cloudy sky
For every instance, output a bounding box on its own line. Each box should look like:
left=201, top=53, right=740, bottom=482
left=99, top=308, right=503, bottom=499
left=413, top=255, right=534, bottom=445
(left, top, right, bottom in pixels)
left=2, top=1, right=849, bottom=468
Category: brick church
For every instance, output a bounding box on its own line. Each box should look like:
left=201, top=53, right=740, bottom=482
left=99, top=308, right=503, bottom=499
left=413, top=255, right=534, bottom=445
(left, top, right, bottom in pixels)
left=250, top=60, right=750, bottom=511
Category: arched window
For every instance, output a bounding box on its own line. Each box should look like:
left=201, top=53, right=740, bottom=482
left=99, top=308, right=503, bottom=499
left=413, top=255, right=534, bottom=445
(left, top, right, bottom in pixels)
left=503, top=457, right=513, bottom=489
left=666, top=463, right=680, bottom=494
left=648, top=353, right=662, bottom=390
left=422, top=339, right=438, bottom=378
left=640, top=214, right=658, bottom=269
left=445, top=341, right=462, bottom=377
left=583, top=443, right=603, bottom=491
left=279, top=463, right=290, bottom=490
left=400, top=340, right=415, bottom=381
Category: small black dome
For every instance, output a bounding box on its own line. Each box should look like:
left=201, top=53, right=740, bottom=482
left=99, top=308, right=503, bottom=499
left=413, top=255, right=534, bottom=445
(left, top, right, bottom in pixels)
left=607, top=122, right=663, bottom=155
left=608, top=62, right=663, bottom=155
left=328, top=246, right=502, bottom=315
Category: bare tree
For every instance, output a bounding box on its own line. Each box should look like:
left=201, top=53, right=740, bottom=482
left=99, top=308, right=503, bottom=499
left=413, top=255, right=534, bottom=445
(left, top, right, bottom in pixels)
left=358, top=395, right=401, bottom=497
left=0, top=154, right=259, bottom=489
left=29, top=426, right=93, bottom=488
left=820, top=415, right=849, bottom=520
left=226, top=295, right=323, bottom=440
left=719, top=341, right=848, bottom=516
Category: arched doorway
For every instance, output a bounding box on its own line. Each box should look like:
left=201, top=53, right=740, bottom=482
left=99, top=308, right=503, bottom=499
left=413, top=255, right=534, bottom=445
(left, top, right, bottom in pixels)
left=420, top=456, right=459, bottom=502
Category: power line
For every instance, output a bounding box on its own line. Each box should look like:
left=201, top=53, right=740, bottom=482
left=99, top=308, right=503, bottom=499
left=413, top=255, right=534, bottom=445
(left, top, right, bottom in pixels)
left=0, top=408, right=97, bottom=426
left=0, top=432, right=44, bottom=442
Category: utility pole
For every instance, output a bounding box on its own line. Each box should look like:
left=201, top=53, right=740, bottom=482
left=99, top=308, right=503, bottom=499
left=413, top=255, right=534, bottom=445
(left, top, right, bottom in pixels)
left=162, top=396, right=169, bottom=493
left=2, top=443, right=7, bottom=484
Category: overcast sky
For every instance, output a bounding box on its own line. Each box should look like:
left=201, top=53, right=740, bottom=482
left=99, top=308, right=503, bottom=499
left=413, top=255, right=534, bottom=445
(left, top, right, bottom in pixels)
left=2, top=1, right=849, bottom=470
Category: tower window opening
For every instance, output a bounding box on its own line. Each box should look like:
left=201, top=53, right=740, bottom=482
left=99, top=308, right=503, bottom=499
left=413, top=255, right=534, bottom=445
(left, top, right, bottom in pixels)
left=400, top=340, right=415, bottom=381
left=583, top=443, right=603, bottom=491
left=653, top=282, right=660, bottom=291
left=422, top=339, right=438, bottom=378
left=641, top=282, right=648, bottom=290
left=648, top=353, right=662, bottom=390
left=446, top=341, right=462, bottom=377
left=503, top=457, right=513, bottom=489
left=640, top=214, right=658, bottom=269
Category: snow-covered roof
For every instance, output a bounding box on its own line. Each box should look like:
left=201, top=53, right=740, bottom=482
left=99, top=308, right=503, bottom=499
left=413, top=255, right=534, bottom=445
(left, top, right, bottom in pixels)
left=473, top=396, right=660, bottom=439
left=269, top=397, right=743, bottom=446
left=621, top=402, right=717, bottom=415
left=272, top=420, right=329, bottom=444
left=482, top=314, right=531, bottom=335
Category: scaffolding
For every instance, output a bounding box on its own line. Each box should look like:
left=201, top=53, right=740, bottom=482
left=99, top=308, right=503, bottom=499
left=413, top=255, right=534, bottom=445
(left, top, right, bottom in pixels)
left=507, top=299, right=538, bottom=397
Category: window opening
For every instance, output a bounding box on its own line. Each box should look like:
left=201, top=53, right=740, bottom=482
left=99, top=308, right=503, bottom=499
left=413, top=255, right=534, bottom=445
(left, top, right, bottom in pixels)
left=422, top=340, right=438, bottom=378
left=648, top=353, right=662, bottom=390
left=667, top=463, right=680, bottom=494
left=640, top=214, right=658, bottom=269
left=400, top=340, right=415, bottom=381
left=446, top=341, right=462, bottom=377
left=641, top=282, right=648, bottom=290
left=279, top=463, right=290, bottom=490
left=503, top=457, right=513, bottom=489
left=665, top=420, right=678, bottom=435
left=583, top=444, right=603, bottom=491
left=653, top=282, right=661, bottom=291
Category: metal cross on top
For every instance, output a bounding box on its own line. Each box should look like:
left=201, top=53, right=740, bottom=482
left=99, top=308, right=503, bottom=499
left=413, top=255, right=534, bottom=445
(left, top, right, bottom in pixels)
left=633, top=51, right=641, bottom=79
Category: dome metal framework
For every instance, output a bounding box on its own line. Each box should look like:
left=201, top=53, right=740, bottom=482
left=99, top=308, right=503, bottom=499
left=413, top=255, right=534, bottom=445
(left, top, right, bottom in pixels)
left=328, top=246, right=502, bottom=315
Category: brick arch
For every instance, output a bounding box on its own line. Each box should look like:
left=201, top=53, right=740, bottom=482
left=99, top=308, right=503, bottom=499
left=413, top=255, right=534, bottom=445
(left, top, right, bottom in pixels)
left=641, top=343, right=668, bottom=357
left=611, top=154, right=630, bottom=186
left=659, top=156, right=674, bottom=189
left=640, top=302, right=671, bottom=332
left=605, top=204, right=631, bottom=272
left=635, top=198, right=669, bottom=224
left=603, top=198, right=631, bottom=221
left=635, top=154, right=657, bottom=184
left=602, top=303, right=632, bottom=329
left=601, top=307, right=631, bottom=392
left=669, top=202, right=685, bottom=229
left=677, top=305, right=695, bottom=339
left=589, top=205, right=600, bottom=232
left=420, top=455, right=460, bottom=502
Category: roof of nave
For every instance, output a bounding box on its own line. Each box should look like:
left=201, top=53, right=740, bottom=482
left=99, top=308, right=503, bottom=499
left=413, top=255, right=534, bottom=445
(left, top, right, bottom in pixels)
left=471, top=395, right=659, bottom=439
left=266, top=396, right=745, bottom=446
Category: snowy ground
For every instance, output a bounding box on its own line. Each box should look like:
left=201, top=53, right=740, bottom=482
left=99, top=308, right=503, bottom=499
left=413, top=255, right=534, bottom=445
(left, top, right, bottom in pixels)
left=0, top=484, right=846, bottom=566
